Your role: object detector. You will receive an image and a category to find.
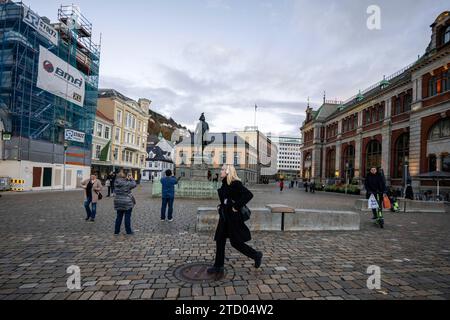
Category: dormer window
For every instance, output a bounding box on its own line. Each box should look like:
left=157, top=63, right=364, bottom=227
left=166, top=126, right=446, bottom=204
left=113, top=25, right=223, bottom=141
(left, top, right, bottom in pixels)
left=445, top=25, right=450, bottom=44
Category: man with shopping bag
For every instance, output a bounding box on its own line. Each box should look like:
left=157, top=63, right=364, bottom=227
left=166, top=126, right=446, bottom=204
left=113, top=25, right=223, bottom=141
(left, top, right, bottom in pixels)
left=365, top=167, right=387, bottom=226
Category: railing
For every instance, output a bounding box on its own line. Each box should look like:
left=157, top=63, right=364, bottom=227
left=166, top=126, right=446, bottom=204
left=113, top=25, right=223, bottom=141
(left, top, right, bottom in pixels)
left=342, top=60, right=419, bottom=105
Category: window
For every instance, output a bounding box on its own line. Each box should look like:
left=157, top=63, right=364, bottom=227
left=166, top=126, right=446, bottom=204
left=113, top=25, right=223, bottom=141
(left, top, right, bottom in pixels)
left=115, top=128, right=121, bottom=142
left=343, top=145, right=355, bottom=181
left=234, top=152, right=240, bottom=167
left=445, top=25, right=450, bottom=44
left=429, top=118, right=450, bottom=140
left=116, top=110, right=122, bottom=124
left=428, top=76, right=437, bottom=97
left=366, top=140, right=382, bottom=174
left=105, top=127, right=110, bottom=140
left=443, top=71, right=449, bottom=92
left=395, top=97, right=401, bottom=115
left=221, top=152, right=227, bottom=164
left=96, top=123, right=103, bottom=137
left=442, top=154, right=450, bottom=172
left=394, top=134, right=409, bottom=179
left=325, top=149, right=336, bottom=178
left=114, top=148, right=118, bottom=161
left=95, top=145, right=101, bottom=159
left=404, top=94, right=412, bottom=112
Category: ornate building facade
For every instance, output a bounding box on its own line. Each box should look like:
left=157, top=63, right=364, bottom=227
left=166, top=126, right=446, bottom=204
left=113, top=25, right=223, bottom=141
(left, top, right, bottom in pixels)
left=300, top=12, right=450, bottom=195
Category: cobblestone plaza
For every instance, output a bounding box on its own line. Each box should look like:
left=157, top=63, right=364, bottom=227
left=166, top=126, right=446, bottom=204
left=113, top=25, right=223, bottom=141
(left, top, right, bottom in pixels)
left=0, top=184, right=449, bottom=300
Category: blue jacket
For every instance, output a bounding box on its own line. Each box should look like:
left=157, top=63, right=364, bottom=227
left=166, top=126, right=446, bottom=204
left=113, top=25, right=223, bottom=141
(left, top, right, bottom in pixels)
left=160, top=176, right=178, bottom=198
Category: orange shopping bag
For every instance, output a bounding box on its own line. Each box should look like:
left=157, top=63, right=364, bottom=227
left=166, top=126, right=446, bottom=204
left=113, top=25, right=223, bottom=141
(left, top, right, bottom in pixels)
left=383, top=195, right=391, bottom=210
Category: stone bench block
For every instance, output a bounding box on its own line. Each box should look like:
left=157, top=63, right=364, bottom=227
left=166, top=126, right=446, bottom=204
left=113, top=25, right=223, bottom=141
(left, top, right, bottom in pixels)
left=284, top=209, right=360, bottom=231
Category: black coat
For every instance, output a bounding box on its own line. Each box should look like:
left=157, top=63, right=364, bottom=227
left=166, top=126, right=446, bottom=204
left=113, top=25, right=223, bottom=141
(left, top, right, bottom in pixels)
left=214, top=179, right=254, bottom=243
left=365, top=172, right=387, bottom=199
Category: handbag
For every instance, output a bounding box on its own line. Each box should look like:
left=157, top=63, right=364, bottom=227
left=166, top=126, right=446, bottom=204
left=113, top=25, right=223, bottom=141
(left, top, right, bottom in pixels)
left=240, top=205, right=251, bottom=222
left=96, top=191, right=103, bottom=201
left=131, top=194, right=136, bottom=206
left=368, top=194, right=379, bottom=209
left=383, top=195, right=392, bottom=210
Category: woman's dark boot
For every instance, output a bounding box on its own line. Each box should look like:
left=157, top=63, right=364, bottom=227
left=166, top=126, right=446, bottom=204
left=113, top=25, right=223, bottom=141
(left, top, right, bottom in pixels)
left=255, top=252, right=263, bottom=268
left=207, top=266, right=224, bottom=274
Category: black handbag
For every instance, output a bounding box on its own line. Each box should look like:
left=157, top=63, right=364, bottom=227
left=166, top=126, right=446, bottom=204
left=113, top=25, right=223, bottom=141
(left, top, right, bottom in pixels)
left=96, top=191, right=103, bottom=200
left=241, top=205, right=251, bottom=222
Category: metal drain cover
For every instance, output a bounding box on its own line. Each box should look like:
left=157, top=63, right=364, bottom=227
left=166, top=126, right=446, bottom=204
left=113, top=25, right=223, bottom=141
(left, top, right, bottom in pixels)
left=174, top=263, right=226, bottom=283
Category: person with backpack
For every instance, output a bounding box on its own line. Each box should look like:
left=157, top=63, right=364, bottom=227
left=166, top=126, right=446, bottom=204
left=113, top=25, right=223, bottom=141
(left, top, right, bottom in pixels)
left=207, top=164, right=263, bottom=274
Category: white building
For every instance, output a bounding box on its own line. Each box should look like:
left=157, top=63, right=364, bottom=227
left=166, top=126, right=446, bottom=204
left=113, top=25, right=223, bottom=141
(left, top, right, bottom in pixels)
left=268, top=135, right=302, bottom=179
left=142, top=136, right=175, bottom=181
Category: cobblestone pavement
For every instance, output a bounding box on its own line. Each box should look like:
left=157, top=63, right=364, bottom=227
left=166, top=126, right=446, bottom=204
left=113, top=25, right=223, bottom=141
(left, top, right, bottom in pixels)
left=0, top=183, right=449, bottom=300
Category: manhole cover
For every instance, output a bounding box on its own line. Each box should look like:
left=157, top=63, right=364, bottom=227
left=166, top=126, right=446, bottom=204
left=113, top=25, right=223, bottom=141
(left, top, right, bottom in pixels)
left=173, top=263, right=226, bottom=283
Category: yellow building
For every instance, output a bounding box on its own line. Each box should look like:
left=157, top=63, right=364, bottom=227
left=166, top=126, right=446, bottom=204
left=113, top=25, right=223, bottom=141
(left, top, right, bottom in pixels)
left=97, top=89, right=150, bottom=180
left=174, top=132, right=258, bottom=183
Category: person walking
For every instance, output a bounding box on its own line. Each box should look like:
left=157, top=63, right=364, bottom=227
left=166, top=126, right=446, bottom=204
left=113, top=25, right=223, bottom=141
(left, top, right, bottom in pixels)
left=304, top=180, right=309, bottom=192
left=365, top=167, right=387, bottom=221
left=160, top=169, right=179, bottom=222
left=110, top=172, right=116, bottom=196
left=81, top=174, right=103, bottom=222
left=208, top=164, right=263, bottom=274
left=310, top=180, right=316, bottom=193
left=105, top=177, right=112, bottom=197
left=279, top=179, right=285, bottom=192
left=114, top=171, right=137, bottom=235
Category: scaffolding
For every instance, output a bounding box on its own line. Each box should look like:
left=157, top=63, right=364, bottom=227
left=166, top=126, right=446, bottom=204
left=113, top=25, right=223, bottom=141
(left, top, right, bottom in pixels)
left=0, top=1, right=100, bottom=166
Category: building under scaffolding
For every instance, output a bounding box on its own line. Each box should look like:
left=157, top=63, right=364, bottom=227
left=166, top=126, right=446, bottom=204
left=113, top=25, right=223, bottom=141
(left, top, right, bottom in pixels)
left=0, top=1, right=101, bottom=190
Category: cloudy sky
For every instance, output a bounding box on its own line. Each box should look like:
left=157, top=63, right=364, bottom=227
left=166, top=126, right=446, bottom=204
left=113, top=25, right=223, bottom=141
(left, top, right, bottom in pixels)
left=31, top=0, right=448, bottom=136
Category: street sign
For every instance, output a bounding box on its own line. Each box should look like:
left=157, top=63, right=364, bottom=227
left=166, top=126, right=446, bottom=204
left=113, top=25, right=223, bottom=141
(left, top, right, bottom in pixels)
left=2, top=132, right=11, bottom=141
left=65, top=129, right=85, bottom=143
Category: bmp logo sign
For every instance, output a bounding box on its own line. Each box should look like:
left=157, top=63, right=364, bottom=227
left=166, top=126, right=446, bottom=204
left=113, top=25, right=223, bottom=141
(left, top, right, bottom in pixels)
left=43, top=60, right=84, bottom=88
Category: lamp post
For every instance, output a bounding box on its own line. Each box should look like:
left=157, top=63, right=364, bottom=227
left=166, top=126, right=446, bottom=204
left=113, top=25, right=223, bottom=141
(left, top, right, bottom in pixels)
left=403, top=156, right=409, bottom=198
left=63, top=142, right=69, bottom=191
left=345, top=162, right=349, bottom=194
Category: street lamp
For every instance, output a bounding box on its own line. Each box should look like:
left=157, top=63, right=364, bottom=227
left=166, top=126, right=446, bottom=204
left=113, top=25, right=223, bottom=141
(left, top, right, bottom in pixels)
left=345, top=162, right=349, bottom=194
left=63, top=142, right=69, bottom=191
left=403, top=156, right=409, bottom=198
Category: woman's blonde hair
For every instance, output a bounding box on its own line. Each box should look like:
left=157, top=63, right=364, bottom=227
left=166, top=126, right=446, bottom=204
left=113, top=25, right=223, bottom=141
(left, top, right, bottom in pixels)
left=224, top=164, right=241, bottom=185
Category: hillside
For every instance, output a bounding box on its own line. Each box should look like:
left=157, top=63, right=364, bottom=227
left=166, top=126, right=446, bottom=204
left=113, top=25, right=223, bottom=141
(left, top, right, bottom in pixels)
left=147, top=109, right=188, bottom=142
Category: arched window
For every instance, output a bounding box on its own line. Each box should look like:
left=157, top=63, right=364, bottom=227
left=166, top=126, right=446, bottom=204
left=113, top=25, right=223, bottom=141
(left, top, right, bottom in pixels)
left=429, top=118, right=450, bottom=140
left=343, top=145, right=355, bottom=181
left=326, top=149, right=336, bottom=178
left=366, top=140, right=382, bottom=174
left=394, top=134, right=409, bottom=178
left=445, top=25, right=450, bottom=44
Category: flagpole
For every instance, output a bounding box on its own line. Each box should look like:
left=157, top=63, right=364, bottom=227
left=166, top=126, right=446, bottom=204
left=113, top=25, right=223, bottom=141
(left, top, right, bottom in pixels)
left=254, top=104, right=257, bottom=128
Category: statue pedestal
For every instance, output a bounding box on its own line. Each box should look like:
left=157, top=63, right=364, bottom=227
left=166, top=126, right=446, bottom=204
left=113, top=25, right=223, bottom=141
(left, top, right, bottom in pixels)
left=191, top=156, right=210, bottom=181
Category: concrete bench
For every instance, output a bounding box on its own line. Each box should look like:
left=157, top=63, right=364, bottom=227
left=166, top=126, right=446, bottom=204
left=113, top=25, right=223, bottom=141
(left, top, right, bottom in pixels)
left=354, top=199, right=448, bottom=214
left=196, top=206, right=360, bottom=232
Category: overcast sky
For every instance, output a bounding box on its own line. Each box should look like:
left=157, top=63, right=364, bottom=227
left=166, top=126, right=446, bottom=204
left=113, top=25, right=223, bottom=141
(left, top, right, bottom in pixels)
left=30, top=0, right=449, bottom=136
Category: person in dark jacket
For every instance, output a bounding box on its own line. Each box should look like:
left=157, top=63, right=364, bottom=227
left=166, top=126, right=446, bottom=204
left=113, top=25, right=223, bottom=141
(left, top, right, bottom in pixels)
left=208, top=164, right=263, bottom=274
left=114, top=171, right=137, bottom=235
left=365, top=167, right=387, bottom=220
left=160, top=170, right=179, bottom=222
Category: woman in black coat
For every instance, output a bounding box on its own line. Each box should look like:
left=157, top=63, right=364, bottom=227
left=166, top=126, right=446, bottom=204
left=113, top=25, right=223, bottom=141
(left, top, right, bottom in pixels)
left=208, top=165, right=263, bottom=274
left=365, top=166, right=387, bottom=219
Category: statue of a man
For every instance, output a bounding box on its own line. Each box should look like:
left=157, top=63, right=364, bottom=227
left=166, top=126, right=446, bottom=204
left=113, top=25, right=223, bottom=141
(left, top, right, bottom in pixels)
left=194, top=113, right=209, bottom=157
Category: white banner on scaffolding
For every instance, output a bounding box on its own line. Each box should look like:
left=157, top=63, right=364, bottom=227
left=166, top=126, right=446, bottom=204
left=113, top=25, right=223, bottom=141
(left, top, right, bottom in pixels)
left=37, top=46, right=85, bottom=107
left=65, top=129, right=85, bottom=143
left=23, top=6, right=59, bottom=46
